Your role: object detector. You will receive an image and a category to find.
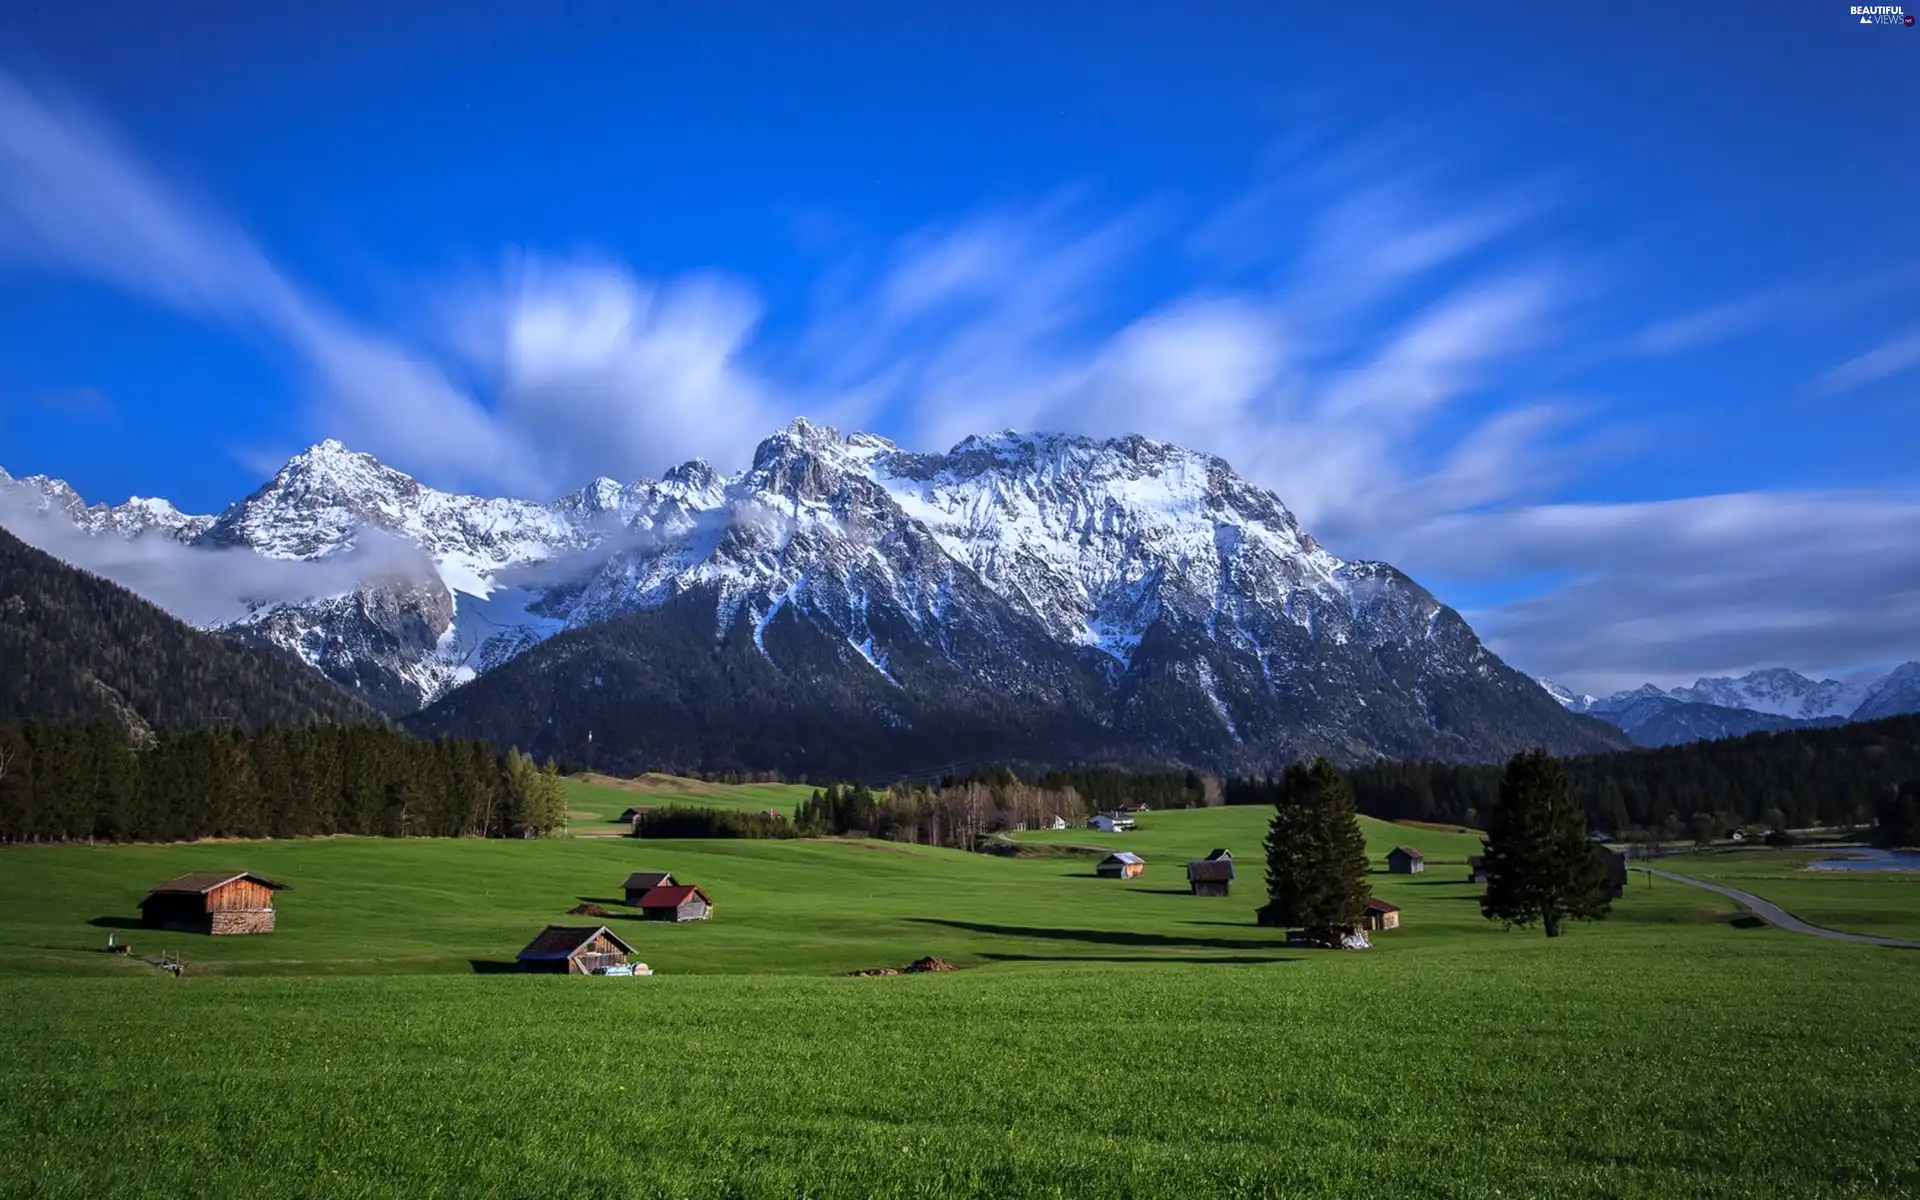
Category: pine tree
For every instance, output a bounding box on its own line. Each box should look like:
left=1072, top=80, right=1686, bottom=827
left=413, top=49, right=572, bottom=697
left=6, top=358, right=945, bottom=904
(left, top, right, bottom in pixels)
left=1259, top=758, right=1370, bottom=934
left=1480, top=749, right=1612, bottom=937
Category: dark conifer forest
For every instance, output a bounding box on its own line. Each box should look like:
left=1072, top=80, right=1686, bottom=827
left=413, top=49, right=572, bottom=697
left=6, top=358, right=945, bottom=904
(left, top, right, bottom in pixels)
left=0, top=721, right=567, bottom=843
left=0, top=527, right=375, bottom=733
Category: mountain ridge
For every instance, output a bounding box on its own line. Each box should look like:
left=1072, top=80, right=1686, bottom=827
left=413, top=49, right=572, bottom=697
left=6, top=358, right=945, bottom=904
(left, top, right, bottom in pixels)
left=3, top=419, right=1625, bottom=769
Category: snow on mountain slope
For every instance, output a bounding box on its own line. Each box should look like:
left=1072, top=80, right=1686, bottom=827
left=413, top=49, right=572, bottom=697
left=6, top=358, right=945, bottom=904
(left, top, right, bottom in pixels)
left=0, top=419, right=1625, bottom=765
left=1851, top=662, right=1920, bottom=722
left=1666, top=668, right=1865, bottom=720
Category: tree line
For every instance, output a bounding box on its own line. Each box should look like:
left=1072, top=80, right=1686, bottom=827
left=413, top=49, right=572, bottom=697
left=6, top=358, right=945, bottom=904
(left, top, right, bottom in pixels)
left=0, top=721, right=567, bottom=843
left=1340, top=714, right=1920, bottom=833
left=1259, top=751, right=1616, bottom=943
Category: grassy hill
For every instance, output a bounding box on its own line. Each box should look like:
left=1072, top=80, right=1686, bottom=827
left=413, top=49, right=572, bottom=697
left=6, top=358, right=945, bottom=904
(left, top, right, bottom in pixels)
left=563, top=773, right=817, bottom=826
left=0, top=807, right=1914, bottom=1195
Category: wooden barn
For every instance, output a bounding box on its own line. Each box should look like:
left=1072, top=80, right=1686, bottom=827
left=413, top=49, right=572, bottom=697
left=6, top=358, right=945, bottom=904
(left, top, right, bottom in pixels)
left=1097, top=851, right=1145, bottom=880
left=1387, top=846, right=1425, bottom=874
left=618, top=806, right=655, bottom=824
left=515, top=925, right=637, bottom=974
left=636, top=884, right=712, bottom=922
left=1602, top=848, right=1629, bottom=898
left=1467, top=855, right=1490, bottom=884
left=623, top=870, right=675, bottom=905
left=138, top=872, right=286, bottom=935
left=1362, top=899, right=1401, bottom=931
left=1186, top=856, right=1235, bottom=897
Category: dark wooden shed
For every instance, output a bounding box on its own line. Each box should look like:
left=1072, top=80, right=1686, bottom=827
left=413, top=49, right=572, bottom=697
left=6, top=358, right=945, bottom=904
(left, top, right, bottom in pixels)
left=1602, top=848, right=1629, bottom=898
left=1467, top=855, right=1490, bottom=884
left=623, top=871, right=676, bottom=905
left=1362, top=899, right=1401, bottom=931
left=636, top=884, right=712, bottom=922
left=515, top=925, right=637, bottom=974
left=1186, top=858, right=1235, bottom=897
left=1387, top=846, right=1425, bottom=874
left=138, top=872, right=287, bottom=935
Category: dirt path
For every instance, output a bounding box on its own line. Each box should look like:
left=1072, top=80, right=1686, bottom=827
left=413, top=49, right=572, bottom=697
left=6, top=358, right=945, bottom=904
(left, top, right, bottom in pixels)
left=1638, top=867, right=1919, bottom=949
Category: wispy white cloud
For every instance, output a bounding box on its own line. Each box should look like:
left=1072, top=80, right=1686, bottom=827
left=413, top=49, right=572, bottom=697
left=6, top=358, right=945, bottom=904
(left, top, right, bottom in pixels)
left=1394, top=491, right=1920, bottom=693
left=1816, top=327, right=1920, bottom=396
left=6, top=67, right=1918, bottom=692
left=0, top=487, right=439, bottom=627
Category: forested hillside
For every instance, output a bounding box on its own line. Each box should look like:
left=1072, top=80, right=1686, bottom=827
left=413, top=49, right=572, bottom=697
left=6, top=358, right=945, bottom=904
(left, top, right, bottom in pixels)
left=0, top=527, right=375, bottom=733
left=1343, top=714, right=1920, bottom=831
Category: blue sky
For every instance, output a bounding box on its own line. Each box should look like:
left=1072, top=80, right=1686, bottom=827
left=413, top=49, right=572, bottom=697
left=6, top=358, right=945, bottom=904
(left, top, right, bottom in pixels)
left=1, top=0, right=1917, bottom=692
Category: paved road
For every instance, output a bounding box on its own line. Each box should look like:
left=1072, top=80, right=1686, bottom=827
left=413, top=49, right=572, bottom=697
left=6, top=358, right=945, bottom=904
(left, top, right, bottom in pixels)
left=1637, top=867, right=1920, bottom=948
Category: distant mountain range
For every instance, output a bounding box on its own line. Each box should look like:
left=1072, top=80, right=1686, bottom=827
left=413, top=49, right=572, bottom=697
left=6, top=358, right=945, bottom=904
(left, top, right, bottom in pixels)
left=0, top=420, right=1624, bottom=775
left=1538, top=666, right=1920, bottom=747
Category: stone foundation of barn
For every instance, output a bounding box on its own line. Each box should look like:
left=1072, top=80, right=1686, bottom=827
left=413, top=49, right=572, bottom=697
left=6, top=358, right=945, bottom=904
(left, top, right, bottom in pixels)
left=209, top=909, right=276, bottom=935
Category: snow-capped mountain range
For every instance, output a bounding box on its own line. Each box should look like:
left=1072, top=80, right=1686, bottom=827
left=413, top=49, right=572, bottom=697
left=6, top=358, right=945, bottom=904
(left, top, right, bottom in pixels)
left=1537, top=664, right=1920, bottom=747
left=2, top=419, right=1622, bottom=771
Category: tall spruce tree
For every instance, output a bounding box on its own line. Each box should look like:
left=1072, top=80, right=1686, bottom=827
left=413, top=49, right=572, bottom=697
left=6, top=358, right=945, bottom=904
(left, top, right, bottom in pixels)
left=1480, top=749, right=1612, bottom=937
left=1259, top=758, right=1371, bottom=934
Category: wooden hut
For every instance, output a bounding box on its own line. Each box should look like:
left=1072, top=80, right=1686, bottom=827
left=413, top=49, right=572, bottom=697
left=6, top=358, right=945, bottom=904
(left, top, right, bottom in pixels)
left=515, top=925, right=637, bottom=974
left=1096, top=851, right=1145, bottom=880
left=623, top=870, right=676, bottom=905
left=1602, top=848, right=1629, bottom=898
left=1467, top=855, right=1490, bottom=884
left=138, top=872, right=286, bottom=935
left=1186, top=857, right=1234, bottom=897
left=1362, top=899, right=1401, bottom=931
left=1386, top=846, right=1425, bottom=874
left=636, top=884, right=713, bottom=922
left=618, top=806, right=655, bottom=823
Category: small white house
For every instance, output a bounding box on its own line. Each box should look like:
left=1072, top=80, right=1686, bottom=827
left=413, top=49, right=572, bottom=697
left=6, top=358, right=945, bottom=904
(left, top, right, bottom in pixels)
left=1048, top=815, right=1067, bottom=831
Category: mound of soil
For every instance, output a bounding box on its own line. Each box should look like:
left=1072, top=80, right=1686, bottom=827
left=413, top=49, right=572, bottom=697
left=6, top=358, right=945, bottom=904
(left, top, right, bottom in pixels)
left=567, top=903, right=620, bottom=918
left=903, top=957, right=957, bottom=973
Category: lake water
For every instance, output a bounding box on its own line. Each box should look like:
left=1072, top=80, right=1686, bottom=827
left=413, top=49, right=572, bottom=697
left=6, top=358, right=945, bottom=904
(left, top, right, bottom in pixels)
left=1808, top=848, right=1920, bottom=872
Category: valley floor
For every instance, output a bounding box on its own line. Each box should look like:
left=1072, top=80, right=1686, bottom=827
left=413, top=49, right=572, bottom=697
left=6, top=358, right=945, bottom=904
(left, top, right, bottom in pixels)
left=1, top=806, right=1914, bottom=1197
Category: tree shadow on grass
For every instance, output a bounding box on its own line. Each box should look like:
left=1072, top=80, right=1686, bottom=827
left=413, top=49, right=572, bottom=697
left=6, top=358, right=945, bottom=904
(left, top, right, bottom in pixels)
left=980, top=952, right=1299, bottom=966
left=1401, top=879, right=1478, bottom=887
left=87, top=916, right=143, bottom=930
left=469, top=959, right=521, bottom=974
left=575, top=896, right=640, bottom=909
left=909, top=917, right=1286, bottom=952
left=1133, top=887, right=1201, bottom=896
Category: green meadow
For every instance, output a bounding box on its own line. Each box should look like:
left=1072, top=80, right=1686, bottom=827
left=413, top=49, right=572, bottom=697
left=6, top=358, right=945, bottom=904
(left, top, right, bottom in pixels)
left=1653, top=846, right=1920, bottom=942
left=0, top=794, right=1915, bottom=1197
left=562, top=773, right=817, bottom=827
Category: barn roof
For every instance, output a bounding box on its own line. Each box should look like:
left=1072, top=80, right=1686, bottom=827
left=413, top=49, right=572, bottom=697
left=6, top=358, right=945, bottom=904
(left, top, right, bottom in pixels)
left=618, top=807, right=654, bottom=820
left=1205, top=848, right=1232, bottom=861
left=516, top=924, right=636, bottom=961
left=1187, top=859, right=1235, bottom=882
left=144, top=872, right=287, bottom=895
left=637, top=884, right=711, bottom=909
left=1102, top=852, right=1144, bottom=865
left=1365, top=899, right=1401, bottom=913
left=623, top=870, right=675, bottom=891
left=1390, top=845, right=1425, bottom=859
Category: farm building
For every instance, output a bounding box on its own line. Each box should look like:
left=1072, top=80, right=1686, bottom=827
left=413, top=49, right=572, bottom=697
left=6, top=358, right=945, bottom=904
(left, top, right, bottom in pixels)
left=1603, top=848, right=1629, bottom=898
left=637, top=884, right=713, bottom=922
left=1088, top=813, right=1136, bottom=833
left=1362, top=899, right=1401, bottom=931
left=1387, top=846, right=1425, bottom=874
left=623, top=871, right=675, bottom=904
left=1467, top=855, right=1490, bottom=884
left=1097, top=851, right=1145, bottom=880
left=1186, top=856, right=1235, bottom=896
left=515, top=925, right=637, bottom=974
left=138, top=872, right=286, bottom=935
left=1047, top=815, right=1067, bottom=831
left=618, top=806, right=655, bottom=823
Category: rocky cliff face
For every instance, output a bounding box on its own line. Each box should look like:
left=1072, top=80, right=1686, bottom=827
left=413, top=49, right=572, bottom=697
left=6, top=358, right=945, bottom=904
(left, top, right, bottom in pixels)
left=2, top=420, right=1627, bottom=768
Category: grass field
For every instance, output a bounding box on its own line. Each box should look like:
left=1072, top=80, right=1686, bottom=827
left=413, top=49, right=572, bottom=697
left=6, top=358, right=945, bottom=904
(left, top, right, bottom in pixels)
left=1, top=803, right=1914, bottom=1196
left=1653, top=847, right=1920, bottom=942
left=562, top=773, right=816, bottom=827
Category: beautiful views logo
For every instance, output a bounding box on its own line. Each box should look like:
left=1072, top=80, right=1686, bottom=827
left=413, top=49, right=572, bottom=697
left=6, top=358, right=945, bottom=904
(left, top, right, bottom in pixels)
left=1849, top=3, right=1912, bottom=21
